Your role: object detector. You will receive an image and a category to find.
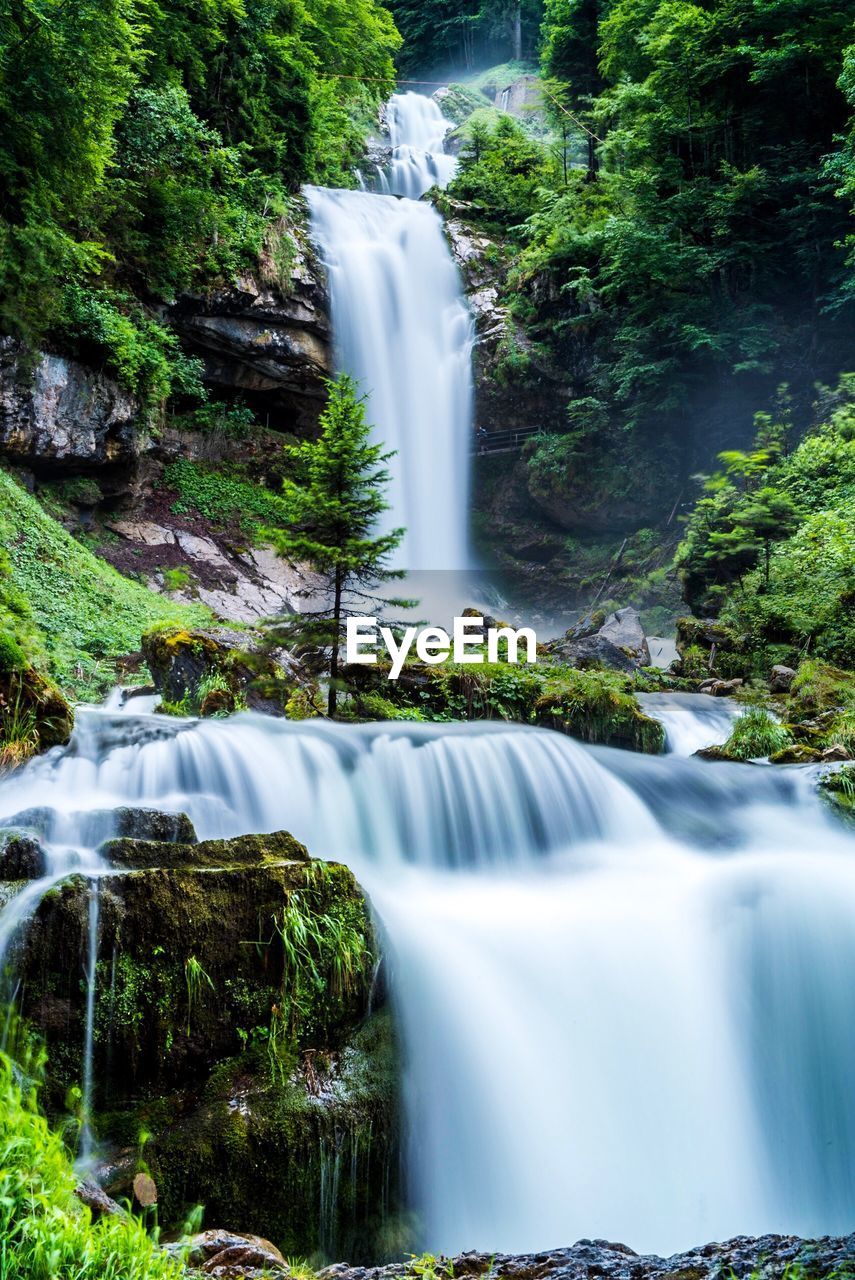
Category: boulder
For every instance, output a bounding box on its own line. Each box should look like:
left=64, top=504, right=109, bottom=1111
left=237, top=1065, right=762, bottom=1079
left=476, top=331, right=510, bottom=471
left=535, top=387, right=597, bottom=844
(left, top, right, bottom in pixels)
left=821, top=743, right=851, bottom=762
left=550, top=607, right=650, bottom=672
left=0, top=338, right=139, bottom=476
left=0, top=806, right=196, bottom=848
left=101, top=828, right=308, bottom=869
left=698, top=678, right=744, bottom=697
left=74, top=1179, right=128, bottom=1221
left=599, top=607, right=650, bottom=666
left=0, top=665, right=74, bottom=770
left=141, top=625, right=299, bottom=717
left=769, top=664, right=797, bottom=694
left=177, top=1230, right=289, bottom=1277
left=769, top=744, right=822, bottom=764
left=0, top=830, right=47, bottom=879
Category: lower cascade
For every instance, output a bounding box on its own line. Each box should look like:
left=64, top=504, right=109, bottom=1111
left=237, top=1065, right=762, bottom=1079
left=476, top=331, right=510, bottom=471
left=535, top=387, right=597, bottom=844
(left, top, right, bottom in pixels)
left=2, top=704, right=854, bottom=1256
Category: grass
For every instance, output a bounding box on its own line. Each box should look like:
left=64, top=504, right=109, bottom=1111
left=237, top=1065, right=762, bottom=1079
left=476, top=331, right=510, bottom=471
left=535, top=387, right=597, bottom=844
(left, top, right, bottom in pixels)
left=0, top=468, right=209, bottom=699
left=721, top=706, right=792, bottom=761
left=0, top=1014, right=185, bottom=1280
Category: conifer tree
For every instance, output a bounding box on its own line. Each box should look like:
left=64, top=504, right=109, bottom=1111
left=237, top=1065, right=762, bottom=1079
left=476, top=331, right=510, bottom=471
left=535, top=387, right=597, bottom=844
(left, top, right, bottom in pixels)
left=270, top=375, right=406, bottom=718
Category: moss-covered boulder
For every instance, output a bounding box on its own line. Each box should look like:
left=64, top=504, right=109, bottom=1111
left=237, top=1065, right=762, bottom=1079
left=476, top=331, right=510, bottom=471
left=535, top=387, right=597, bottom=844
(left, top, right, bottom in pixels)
left=819, top=765, right=855, bottom=823
left=675, top=616, right=749, bottom=681
left=141, top=624, right=298, bottom=717
left=12, top=830, right=400, bottom=1259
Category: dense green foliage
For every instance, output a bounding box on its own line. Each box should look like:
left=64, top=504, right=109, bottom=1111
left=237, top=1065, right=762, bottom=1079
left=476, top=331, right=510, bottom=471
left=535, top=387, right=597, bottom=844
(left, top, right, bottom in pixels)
left=0, top=469, right=208, bottom=697
left=0, top=1019, right=183, bottom=1280
left=446, top=1, right=855, bottom=572
left=677, top=379, right=855, bottom=669
left=269, top=375, right=406, bottom=716
left=387, top=2, right=542, bottom=74
left=0, top=0, right=399, bottom=399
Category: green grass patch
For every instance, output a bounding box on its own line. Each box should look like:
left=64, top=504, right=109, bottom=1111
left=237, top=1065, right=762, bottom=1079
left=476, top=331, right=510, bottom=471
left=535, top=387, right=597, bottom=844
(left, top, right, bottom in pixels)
left=0, top=468, right=209, bottom=699
left=721, top=706, right=792, bottom=760
left=162, top=459, right=290, bottom=537
left=0, top=1016, right=185, bottom=1280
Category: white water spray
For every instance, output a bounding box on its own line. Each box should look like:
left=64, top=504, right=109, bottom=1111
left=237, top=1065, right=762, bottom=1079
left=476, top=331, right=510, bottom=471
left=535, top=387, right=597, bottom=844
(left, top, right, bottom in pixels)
left=2, top=705, right=854, bottom=1254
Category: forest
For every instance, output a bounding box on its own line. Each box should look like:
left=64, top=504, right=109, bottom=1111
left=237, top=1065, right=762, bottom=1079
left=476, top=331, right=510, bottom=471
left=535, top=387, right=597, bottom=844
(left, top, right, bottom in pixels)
left=1, top=1, right=855, bottom=1279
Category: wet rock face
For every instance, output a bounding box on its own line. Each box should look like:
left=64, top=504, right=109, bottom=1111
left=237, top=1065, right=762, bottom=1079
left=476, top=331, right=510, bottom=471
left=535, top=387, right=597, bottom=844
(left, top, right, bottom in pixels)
left=0, top=830, right=47, bottom=879
left=0, top=338, right=139, bottom=475
left=319, top=1232, right=855, bottom=1280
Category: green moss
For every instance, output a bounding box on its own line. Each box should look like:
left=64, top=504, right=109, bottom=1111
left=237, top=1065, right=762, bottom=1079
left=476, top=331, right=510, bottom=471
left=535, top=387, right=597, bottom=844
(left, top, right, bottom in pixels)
left=818, top=765, right=855, bottom=823
left=0, top=468, right=209, bottom=698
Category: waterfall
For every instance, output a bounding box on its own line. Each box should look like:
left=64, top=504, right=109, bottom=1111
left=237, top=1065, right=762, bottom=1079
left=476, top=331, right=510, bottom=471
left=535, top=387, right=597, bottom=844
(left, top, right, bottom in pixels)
left=387, top=92, right=457, bottom=199
left=305, top=91, right=473, bottom=575
left=640, top=691, right=743, bottom=755
left=2, top=706, right=855, bottom=1255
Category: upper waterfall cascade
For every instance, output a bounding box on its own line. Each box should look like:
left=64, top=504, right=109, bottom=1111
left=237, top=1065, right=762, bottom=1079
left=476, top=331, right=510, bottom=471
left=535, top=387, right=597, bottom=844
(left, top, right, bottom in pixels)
left=306, top=90, right=473, bottom=574
left=2, top=704, right=854, bottom=1256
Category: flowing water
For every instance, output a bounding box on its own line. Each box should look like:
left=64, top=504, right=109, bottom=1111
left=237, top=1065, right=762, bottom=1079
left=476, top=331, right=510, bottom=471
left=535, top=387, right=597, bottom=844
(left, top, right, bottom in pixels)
left=640, top=691, right=742, bottom=756
left=1, top=705, right=854, bottom=1254
left=306, top=92, right=473, bottom=573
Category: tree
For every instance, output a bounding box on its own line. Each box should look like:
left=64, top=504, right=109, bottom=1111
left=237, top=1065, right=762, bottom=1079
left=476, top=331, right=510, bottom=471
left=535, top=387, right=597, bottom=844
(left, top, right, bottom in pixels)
left=269, top=375, right=406, bottom=718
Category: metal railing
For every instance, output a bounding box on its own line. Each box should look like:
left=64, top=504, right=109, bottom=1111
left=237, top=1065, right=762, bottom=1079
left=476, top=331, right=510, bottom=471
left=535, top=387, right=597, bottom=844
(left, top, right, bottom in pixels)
left=472, top=425, right=543, bottom=455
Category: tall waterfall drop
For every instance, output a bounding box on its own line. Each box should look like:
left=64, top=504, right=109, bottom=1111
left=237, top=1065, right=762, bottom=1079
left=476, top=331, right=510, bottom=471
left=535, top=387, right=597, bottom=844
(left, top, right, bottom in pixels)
left=2, top=706, right=855, bottom=1255
left=306, top=92, right=473, bottom=572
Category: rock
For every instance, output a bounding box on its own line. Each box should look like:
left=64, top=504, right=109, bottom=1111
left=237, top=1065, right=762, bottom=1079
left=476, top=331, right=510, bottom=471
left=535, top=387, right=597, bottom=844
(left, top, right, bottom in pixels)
left=74, top=1178, right=129, bottom=1221
left=599, top=607, right=650, bottom=666
left=100, top=828, right=308, bottom=869
left=142, top=625, right=299, bottom=716
left=0, top=665, right=74, bottom=770
left=0, top=806, right=55, bottom=838
left=821, top=743, right=851, bottom=762
left=0, top=830, right=47, bottom=879
left=769, top=664, right=797, bottom=693
left=179, top=1230, right=289, bottom=1277
left=168, top=219, right=332, bottom=432
left=549, top=607, right=650, bottom=672
left=17, top=845, right=391, bottom=1259
left=698, top=678, right=744, bottom=696
left=769, top=744, right=822, bottom=764
left=0, top=338, right=139, bottom=478
left=319, top=1233, right=855, bottom=1280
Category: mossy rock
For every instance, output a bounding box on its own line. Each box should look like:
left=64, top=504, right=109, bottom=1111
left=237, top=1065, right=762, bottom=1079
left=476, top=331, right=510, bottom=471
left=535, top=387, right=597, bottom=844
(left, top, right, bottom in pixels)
left=769, top=744, right=823, bottom=764
left=0, top=828, right=47, bottom=879
left=818, top=765, right=855, bottom=823
left=17, top=836, right=375, bottom=1101
left=100, top=828, right=308, bottom=869
left=142, top=625, right=296, bottom=717
left=136, top=1012, right=402, bottom=1263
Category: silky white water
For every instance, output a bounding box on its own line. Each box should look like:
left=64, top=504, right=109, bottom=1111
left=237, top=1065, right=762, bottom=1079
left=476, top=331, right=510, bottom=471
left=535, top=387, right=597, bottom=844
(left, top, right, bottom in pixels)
left=640, top=691, right=743, bottom=755
left=386, top=92, right=457, bottom=198
left=306, top=91, right=473, bottom=574
left=1, top=704, right=854, bottom=1255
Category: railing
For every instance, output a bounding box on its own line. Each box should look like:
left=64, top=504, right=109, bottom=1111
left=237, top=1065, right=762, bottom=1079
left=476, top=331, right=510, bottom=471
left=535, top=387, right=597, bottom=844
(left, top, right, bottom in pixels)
left=472, top=425, right=543, bottom=455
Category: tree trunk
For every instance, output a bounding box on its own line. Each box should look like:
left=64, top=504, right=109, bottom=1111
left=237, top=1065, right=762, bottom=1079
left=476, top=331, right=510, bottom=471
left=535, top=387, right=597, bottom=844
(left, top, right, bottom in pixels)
left=329, top=567, right=343, bottom=718
left=512, top=2, right=522, bottom=61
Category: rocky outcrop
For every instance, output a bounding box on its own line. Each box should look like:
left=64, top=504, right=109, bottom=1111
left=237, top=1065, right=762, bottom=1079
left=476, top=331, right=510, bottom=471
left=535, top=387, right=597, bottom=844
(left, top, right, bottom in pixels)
left=443, top=214, right=569, bottom=437
left=0, top=829, right=46, bottom=879
left=319, top=1233, right=855, bottom=1280
left=169, top=214, right=332, bottom=431
left=12, top=829, right=400, bottom=1260
left=0, top=338, right=140, bottom=477
left=0, top=662, right=74, bottom=771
